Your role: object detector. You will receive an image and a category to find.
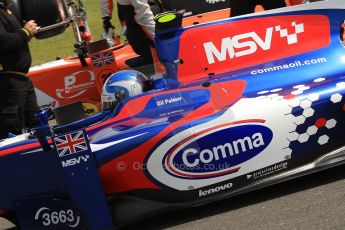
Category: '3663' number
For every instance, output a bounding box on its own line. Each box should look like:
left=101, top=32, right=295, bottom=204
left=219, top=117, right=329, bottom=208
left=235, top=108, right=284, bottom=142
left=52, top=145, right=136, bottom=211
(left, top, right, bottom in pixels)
left=34, top=207, right=81, bottom=228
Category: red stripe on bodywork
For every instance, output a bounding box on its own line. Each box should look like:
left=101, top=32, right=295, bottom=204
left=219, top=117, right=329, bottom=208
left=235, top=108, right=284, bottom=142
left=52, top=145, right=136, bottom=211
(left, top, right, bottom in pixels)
left=0, top=139, right=53, bottom=157
left=0, top=142, right=41, bottom=157
left=87, top=95, right=154, bottom=130
left=169, top=166, right=241, bottom=178
left=88, top=85, right=214, bottom=131
left=99, top=80, right=246, bottom=193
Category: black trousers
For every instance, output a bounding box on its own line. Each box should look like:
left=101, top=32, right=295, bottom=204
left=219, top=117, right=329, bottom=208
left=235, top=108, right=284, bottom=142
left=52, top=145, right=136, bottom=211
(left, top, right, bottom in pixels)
left=230, top=0, right=287, bottom=17
left=0, top=73, right=39, bottom=139
left=125, top=31, right=156, bottom=76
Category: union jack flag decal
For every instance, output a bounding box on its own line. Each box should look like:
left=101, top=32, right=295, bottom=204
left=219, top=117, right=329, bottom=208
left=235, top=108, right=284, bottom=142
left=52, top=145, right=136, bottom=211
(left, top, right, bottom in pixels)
left=91, top=51, right=114, bottom=67
left=54, top=131, right=88, bottom=157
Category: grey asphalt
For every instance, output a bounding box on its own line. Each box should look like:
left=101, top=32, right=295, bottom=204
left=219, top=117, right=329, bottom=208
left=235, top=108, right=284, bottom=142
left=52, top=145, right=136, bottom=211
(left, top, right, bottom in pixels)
left=1, top=165, right=345, bottom=230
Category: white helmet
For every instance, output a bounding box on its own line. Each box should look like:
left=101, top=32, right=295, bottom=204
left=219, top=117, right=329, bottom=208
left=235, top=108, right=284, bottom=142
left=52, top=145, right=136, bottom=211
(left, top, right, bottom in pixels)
left=101, top=70, right=147, bottom=110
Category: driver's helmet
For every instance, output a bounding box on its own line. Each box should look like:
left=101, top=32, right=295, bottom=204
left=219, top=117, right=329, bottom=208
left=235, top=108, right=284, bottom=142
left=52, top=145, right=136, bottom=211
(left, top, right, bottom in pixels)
left=101, top=70, right=147, bottom=110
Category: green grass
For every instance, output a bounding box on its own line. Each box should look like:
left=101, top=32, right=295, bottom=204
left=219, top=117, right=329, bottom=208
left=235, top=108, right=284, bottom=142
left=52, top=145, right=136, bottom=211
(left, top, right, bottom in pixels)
left=29, top=0, right=121, bottom=65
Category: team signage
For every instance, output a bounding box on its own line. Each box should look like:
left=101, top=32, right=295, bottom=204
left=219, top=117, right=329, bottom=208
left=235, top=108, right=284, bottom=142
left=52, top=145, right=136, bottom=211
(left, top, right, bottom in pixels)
left=164, top=124, right=273, bottom=179
left=178, top=15, right=330, bottom=82
left=147, top=97, right=296, bottom=190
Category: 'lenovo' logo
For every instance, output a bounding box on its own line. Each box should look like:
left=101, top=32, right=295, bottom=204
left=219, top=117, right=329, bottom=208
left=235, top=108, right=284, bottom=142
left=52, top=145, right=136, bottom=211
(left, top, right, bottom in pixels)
left=203, top=22, right=304, bottom=64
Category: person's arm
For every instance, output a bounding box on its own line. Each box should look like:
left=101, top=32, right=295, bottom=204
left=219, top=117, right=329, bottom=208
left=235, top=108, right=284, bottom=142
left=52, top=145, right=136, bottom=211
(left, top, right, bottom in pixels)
left=131, top=0, right=155, bottom=39
left=0, top=20, right=36, bottom=52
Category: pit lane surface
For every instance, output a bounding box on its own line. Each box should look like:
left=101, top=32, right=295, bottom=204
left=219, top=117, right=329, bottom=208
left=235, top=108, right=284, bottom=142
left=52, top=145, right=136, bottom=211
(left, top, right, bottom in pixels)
left=1, top=165, right=345, bottom=230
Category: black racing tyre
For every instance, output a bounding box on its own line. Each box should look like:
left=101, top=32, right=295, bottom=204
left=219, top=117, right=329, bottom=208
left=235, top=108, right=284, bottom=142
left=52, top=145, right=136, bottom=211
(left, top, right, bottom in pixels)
left=20, top=0, right=69, bottom=39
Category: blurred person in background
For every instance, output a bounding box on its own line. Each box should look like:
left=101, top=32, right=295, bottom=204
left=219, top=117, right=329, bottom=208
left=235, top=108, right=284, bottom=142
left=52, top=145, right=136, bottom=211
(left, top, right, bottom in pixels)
left=100, top=0, right=163, bottom=74
left=230, top=0, right=287, bottom=17
left=0, top=0, right=39, bottom=139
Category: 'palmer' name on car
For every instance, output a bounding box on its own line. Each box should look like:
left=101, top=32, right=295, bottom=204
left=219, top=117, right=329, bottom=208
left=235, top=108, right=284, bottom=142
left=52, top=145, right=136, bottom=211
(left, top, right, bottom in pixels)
left=156, top=97, right=183, bottom=106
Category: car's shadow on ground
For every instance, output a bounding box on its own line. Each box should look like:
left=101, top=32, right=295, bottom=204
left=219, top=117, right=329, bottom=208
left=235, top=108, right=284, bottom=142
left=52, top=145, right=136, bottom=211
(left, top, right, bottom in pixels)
left=122, top=164, right=345, bottom=230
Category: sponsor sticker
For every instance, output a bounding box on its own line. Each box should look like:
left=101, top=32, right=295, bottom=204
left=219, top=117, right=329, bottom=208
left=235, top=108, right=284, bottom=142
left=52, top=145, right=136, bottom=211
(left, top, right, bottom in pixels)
left=246, top=161, right=288, bottom=180
left=178, top=15, right=330, bottom=82
left=198, top=182, right=233, bottom=197
left=147, top=98, right=296, bottom=190
left=35, top=87, right=60, bottom=111
left=56, top=70, right=96, bottom=99
left=82, top=103, right=99, bottom=116
left=164, top=124, right=273, bottom=179
left=61, top=155, right=90, bottom=168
